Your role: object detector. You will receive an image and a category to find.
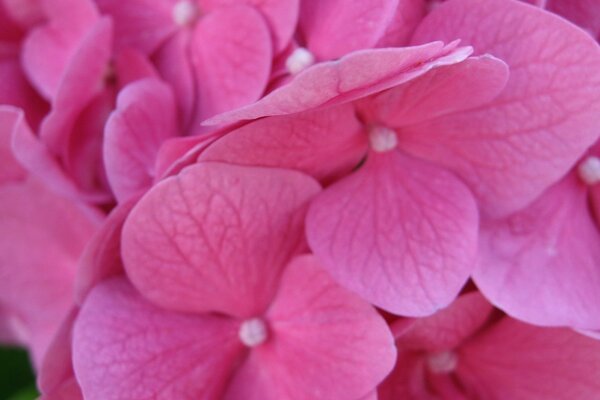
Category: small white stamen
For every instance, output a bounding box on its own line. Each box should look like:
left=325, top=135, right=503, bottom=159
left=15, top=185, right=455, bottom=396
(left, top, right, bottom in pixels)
left=285, top=47, right=315, bottom=75
left=578, top=156, right=600, bottom=185
left=172, top=1, right=199, bottom=26
left=368, top=125, right=398, bottom=152
left=239, top=318, right=268, bottom=347
left=427, top=351, right=458, bottom=374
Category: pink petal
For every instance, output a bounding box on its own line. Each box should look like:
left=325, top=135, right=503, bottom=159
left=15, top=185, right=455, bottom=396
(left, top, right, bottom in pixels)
left=474, top=175, right=600, bottom=329
left=410, top=0, right=600, bottom=217
left=204, top=42, right=472, bottom=125
left=154, top=132, right=220, bottom=180
left=225, top=255, right=396, bottom=400
left=299, top=0, right=398, bottom=59
left=378, top=351, right=434, bottom=400
left=39, top=17, right=112, bottom=156
left=396, top=292, right=493, bottom=351
left=0, top=107, right=26, bottom=183
left=361, top=55, right=509, bottom=127
left=376, top=0, right=427, bottom=47
left=38, top=308, right=79, bottom=397
left=21, top=0, right=98, bottom=100
left=75, top=197, right=139, bottom=304
left=104, top=78, right=179, bottom=203
left=122, top=163, right=321, bottom=317
left=154, top=32, right=197, bottom=132
left=0, top=57, right=48, bottom=129
left=95, top=0, right=177, bottom=54
left=0, top=177, right=98, bottom=366
left=113, top=48, right=159, bottom=87
left=458, top=318, right=600, bottom=399
left=73, top=278, right=241, bottom=400
left=201, top=0, right=299, bottom=53
left=190, top=5, right=272, bottom=124
left=547, top=0, right=600, bottom=38
left=199, top=104, right=367, bottom=182
left=306, top=150, right=479, bottom=316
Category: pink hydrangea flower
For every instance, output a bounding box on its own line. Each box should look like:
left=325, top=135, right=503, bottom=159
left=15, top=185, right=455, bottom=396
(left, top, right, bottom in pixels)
left=72, top=162, right=395, bottom=399
left=198, top=0, right=600, bottom=316
left=380, top=291, right=600, bottom=399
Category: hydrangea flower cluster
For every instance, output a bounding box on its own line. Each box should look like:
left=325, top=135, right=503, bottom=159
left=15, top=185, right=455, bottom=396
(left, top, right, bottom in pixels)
left=1, top=0, right=600, bottom=399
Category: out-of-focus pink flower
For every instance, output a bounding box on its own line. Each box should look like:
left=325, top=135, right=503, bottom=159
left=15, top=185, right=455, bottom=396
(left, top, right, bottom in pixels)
left=72, top=163, right=395, bottom=399
left=0, top=107, right=100, bottom=367
left=198, top=0, right=600, bottom=316
left=380, top=292, right=600, bottom=399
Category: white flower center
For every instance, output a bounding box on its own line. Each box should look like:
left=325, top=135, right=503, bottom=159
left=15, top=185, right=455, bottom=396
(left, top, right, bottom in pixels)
left=578, top=156, right=600, bottom=185
left=369, top=125, right=398, bottom=152
left=239, top=318, right=268, bottom=347
left=172, top=1, right=200, bottom=26
left=285, top=47, right=315, bottom=75
left=427, top=350, right=458, bottom=374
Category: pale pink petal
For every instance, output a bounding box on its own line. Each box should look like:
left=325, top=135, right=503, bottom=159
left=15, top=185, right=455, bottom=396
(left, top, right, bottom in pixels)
left=474, top=175, right=600, bottom=329
left=73, top=278, right=241, bottom=400
left=204, top=42, right=472, bottom=125
left=201, top=0, right=299, bottom=52
left=0, top=178, right=98, bottom=366
left=190, top=5, right=272, bottom=124
left=95, top=0, right=177, bottom=54
left=104, top=78, right=179, bottom=203
left=306, top=150, right=478, bottom=316
left=225, top=255, right=395, bottom=400
left=122, top=163, right=321, bottom=317
left=361, top=55, right=509, bottom=127
left=199, top=104, right=367, bottom=182
left=396, top=292, right=493, bottom=351
left=299, top=0, right=398, bottom=59
left=22, top=0, right=98, bottom=99
left=376, top=0, right=427, bottom=47
left=457, top=319, right=600, bottom=399
left=410, top=0, right=600, bottom=217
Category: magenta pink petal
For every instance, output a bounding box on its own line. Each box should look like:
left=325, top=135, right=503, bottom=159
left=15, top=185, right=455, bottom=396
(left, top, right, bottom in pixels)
left=306, top=150, right=479, bottom=316
left=95, top=0, right=177, bottom=54
left=299, top=0, right=398, bottom=59
left=474, top=175, right=600, bottom=329
left=154, top=133, right=220, bottom=180
left=21, top=0, right=98, bottom=100
left=410, top=0, right=600, bottom=217
left=224, top=255, right=395, bottom=400
left=378, top=351, right=434, bottom=400
left=122, top=162, right=321, bottom=317
left=201, top=0, right=299, bottom=53
left=457, top=319, right=600, bottom=399
left=396, top=292, right=493, bottom=351
left=199, top=104, right=367, bottom=182
left=376, top=0, right=427, bottom=47
left=361, top=55, right=509, bottom=127
left=104, top=78, right=179, bottom=203
left=113, top=48, right=159, bottom=87
left=73, top=278, right=241, bottom=400
left=190, top=5, right=271, bottom=123
left=204, top=42, right=472, bottom=125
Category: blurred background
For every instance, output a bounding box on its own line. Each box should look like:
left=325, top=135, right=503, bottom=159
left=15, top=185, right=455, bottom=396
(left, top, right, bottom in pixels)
left=0, top=346, right=37, bottom=399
